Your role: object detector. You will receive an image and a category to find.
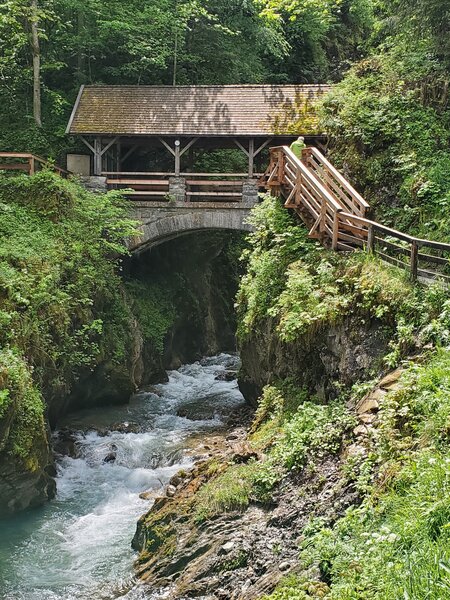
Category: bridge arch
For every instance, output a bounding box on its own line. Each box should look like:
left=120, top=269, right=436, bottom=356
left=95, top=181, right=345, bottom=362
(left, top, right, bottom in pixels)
left=128, top=205, right=253, bottom=254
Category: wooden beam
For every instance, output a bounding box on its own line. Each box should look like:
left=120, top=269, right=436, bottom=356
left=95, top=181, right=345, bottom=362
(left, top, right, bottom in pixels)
left=158, top=138, right=176, bottom=156
left=254, top=138, right=272, bottom=157
left=180, top=137, right=199, bottom=157
left=175, top=140, right=181, bottom=176
left=122, top=145, right=139, bottom=163
left=100, top=137, right=119, bottom=156
left=80, top=136, right=96, bottom=154
left=233, top=139, right=249, bottom=157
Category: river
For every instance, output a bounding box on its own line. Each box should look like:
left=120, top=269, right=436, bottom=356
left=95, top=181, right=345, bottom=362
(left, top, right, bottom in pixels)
left=0, top=353, right=245, bottom=600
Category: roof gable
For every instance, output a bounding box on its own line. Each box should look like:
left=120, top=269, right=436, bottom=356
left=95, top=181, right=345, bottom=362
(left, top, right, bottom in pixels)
left=67, top=84, right=331, bottom=137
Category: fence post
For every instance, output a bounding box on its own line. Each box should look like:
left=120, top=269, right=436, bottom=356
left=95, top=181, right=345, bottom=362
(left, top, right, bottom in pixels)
left=367, top=224, right=375, bottom=254
left=332, top=209, right=340, bottom=250
left=410, top=240, right=418, bottom=282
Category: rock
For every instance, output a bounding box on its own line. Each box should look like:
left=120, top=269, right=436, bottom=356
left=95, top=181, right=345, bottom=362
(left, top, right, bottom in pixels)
left=52, top=428, right=79, bottom=458
left=356, top=388, right=385, bottom=415
left=279, top=561, right=291, bottom=572
left=139, top=490, right=162, bottom=501
left=215, top=371, right=236, bottom=382
left=166, top=485, right=177, bottom=497
left=220, top=541, right=235, bottom=554
left=169, top=473, right=184, bottom=487
left=231, top=442, right=259, bottom=464
left=353, top=424, right=369, bottom=436
left=359, top=413, right=376, bottom=424
left=379, top=368, right=403, bottom=389
left=103, top=452, right=116, bottom=463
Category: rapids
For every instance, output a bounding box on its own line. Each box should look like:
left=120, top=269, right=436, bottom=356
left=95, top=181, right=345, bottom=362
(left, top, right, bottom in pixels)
left=0, top=354, right=245, bottom=599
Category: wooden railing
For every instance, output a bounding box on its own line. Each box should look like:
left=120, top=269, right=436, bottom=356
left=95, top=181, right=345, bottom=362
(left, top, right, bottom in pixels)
left=265, top=146, right=450, bottom=283
left=0, top=153, right=70, bottom=177
left=104, top=172, right=262, bottom=202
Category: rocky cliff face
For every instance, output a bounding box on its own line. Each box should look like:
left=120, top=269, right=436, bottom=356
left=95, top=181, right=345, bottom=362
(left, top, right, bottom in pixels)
left=239, top=316, right=389, bottom=405
left=0, top=231, right=244, bottom=517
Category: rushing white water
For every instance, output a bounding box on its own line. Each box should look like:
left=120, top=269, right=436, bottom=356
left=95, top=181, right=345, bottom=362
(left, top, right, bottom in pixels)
left=0, top=354, right=245, bottom=600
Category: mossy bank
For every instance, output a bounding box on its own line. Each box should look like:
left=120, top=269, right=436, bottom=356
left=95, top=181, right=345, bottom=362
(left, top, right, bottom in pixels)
left=0, top=172, right=244, bottom=516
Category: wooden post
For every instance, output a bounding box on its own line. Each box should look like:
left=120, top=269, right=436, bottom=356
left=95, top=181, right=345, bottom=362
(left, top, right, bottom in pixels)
left=248, top=138, right=255, bottom=178
left=410, top=240, right=418, bottom=281
left=116, top=139, right=121, bottom=172
left=332, top=210, right=340, bottom=250
left=94, top=138, right=102, bottom=175
left=28, top=156, right=35, bottom=175
left=367, top=224, right=375, bottom=254
left=175, top=140, right=181, bottom=176
left=295, top=166, right=302, bottom=207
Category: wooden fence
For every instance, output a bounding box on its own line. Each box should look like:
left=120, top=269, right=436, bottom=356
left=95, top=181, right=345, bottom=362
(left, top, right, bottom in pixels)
left=265, top=146, right=450, bottom=283
left=0, top=153, right=70, bottom=177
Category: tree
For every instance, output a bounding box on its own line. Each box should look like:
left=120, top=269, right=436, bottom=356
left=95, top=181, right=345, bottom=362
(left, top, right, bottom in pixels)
left=30, top=0, right=41, bottom=126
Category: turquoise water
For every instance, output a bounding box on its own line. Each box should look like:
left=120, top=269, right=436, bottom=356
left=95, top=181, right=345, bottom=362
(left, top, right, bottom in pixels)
left=0, top=354, right=244, bottom=600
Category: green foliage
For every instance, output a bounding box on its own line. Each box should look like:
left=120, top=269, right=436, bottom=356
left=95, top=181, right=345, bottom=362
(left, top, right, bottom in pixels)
left=238, top=197, right=450, bottom=365
left=195, top=382, right=354, bottom=521
left=126, top=280, right=177, bottom=355
left=237, top=195, right=320, bottom=337
left=262, top=349, right=450, bottom=599
left=0, top=348, right=46, bottom=468
left=322, top=0, right=450, bottom=240
left=0, top=171, right=136, bottom=423
left=194, top=461, right=261, bottom=523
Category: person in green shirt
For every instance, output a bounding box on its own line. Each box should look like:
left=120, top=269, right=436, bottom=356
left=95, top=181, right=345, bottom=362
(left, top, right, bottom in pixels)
left=290, top=136, right=306, bottom=159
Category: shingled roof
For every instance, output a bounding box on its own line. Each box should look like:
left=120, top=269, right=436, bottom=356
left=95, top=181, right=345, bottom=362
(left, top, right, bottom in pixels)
left=66, top=84, right=331, bottom=137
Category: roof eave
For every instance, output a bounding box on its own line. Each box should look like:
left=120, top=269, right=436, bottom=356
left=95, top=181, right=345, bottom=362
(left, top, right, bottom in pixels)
left=66, top=85, right=85, bottom=135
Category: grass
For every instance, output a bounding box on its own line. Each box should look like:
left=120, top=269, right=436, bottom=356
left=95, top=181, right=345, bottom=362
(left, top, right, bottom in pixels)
left=261, top=349, right=450, bottom=599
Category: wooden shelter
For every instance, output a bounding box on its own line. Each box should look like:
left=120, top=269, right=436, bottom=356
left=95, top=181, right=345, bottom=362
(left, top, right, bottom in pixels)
left=66, top=84, right=330, bottom=201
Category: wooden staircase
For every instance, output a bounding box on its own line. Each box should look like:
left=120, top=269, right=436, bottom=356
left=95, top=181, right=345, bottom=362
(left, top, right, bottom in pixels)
left=264, top=146, right=450, bottom=284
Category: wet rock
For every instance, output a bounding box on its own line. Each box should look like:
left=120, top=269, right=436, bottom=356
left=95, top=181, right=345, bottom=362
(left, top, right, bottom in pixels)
left=169, top=473, right=185, bottom=487
left=166, top=485, right=177, bottom=498
left=139, top=490, right=163, bottom=501
left=103, top=452, right=116, bottom=463
left=215, top=370, right=237, bottom=382
left=52, top=428, right=79, bottom=458
left=279, top=561, right=291, bottom=572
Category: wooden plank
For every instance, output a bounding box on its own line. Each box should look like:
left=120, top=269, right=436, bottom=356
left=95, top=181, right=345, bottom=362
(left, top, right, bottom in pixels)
left=337, top=231, right=365, bottom=247
left=337, top=219, right=368, bottom=239
left=374, top=237, right=410, bottom=256
left=0, top=163, right=30, bottom=171
left=309, top=147, right=370, bottom=210
left=107, top=179, right=169, bottom=186
left=410, top=241, right=418, bottom=281
left=103, top=172, right=175, bottom=176
left=121, top=190, right=169, bottom=196
left=186, top=191, right=242, bottom=197
left=417, top=268, right=450, bottom=281
left=185, top=180, right=243, bottom=186
left=374, top=250, right=408, bottom=270
left=417, top=252, right=450, bottom=267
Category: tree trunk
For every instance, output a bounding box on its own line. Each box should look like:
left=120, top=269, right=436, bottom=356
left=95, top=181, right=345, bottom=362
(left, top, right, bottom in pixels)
left=30, top=0, right=42, bottom=127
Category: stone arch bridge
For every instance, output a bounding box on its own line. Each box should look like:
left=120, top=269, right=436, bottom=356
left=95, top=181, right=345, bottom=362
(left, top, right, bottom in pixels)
left=128, top=200, right=255, bottom=253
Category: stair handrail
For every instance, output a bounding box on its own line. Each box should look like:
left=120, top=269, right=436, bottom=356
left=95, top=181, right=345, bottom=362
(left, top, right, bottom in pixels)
left=270, top=146, right=343, bottom=214
left=305, top=147, right=370, bottom=217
